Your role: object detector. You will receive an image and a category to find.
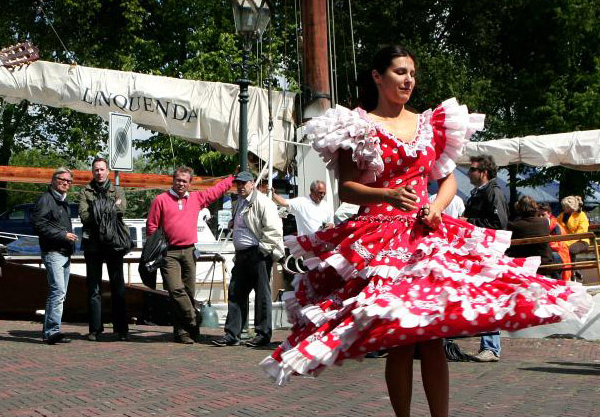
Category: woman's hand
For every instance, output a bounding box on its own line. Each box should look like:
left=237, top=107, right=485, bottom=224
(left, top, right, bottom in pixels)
left=419, top=203, right=443, bottom=229
left=385, top=186, right=419, bottom=211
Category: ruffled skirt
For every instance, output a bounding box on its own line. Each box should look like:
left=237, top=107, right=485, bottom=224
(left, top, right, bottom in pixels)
left=260, top=214, right=592, bottom=385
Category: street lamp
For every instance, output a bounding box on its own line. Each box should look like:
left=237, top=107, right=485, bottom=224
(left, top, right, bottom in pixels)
left=230, top=0, right=271, bottom=172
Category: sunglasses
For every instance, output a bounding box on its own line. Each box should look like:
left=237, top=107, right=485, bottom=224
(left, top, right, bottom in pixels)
left=468, top=167, right=482, bottom=172
left=55, top=177, right=73, bottom=184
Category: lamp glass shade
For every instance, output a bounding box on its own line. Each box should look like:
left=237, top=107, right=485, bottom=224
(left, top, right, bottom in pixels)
left=231, top=0, right=271, bottom=37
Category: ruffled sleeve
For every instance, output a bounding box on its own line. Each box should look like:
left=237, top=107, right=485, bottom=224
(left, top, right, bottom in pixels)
left=428, top=98, right=485, bottom=180
left=305, top=106, right=383, bottom=184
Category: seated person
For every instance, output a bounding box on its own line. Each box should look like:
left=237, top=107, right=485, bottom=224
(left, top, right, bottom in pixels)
left=557, top=196, right=590, bottom=282
left=539, top=203, right=572, bottom=281
left=507, top=196, right=555, bottom=276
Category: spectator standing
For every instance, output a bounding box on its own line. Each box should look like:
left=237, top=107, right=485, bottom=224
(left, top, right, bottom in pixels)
left=213, top=171, right=284, bottom=347
left=79, top=157, right=130, bottom=342
left=271, top=180, right=333, bottom=235
left=146, top=167, right=234, bottom=344
left=459, top=154, right=509, bottom=362
left=32, top=167, right=78, bottom=345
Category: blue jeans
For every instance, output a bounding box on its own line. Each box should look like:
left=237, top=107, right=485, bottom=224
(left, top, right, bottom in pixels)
left=480, top=332, right=501, bottom=357
left=42, top=252, right=70, bottom=339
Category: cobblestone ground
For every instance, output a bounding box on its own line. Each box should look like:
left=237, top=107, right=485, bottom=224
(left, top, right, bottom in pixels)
left=0, top=320, right=599, bottom=417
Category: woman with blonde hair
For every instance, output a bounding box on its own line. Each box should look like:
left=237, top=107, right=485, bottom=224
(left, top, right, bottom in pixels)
left=557, top=196, right=589, bottom=281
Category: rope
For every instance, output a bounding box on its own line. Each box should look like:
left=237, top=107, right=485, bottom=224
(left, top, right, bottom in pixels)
left=294, top=0, right=303, bottom=123
left=36, top=2, right=76, bottom=64
left=327, top=0, right=337, bottom=105
left=167, top=133, right=177, bottom=171
left=348, top=0, right=358, bottom=100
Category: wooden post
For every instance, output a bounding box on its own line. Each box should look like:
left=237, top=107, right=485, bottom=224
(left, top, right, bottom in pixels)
left=301, top=0, right=331, bottom=120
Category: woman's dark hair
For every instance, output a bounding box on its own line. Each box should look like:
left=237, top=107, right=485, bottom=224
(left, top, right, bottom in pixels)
left=538, top=203, right=553, bottom=215
left=514, top=195, right=539, bottom=218
left=356, top=45, right=417, bottom=112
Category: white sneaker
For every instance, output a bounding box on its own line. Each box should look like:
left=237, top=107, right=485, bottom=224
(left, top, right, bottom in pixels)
left=471, top=349, right=499, bottom=362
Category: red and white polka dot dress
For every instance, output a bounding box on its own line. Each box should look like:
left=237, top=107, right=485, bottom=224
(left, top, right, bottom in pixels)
left=261, top=98, right=592, bottom=385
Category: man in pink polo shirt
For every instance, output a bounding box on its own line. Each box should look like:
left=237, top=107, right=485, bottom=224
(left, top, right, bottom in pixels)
left=147, top=167, right=234, bottom=344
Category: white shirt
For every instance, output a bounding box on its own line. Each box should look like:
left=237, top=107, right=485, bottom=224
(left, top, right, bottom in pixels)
left=428, top=194, right=465, bottom=218
left=334, top=202, right=360, bottom=225
left=232, top=192, right=260, bottom=250
left=288, top=196, right=333, bottom=235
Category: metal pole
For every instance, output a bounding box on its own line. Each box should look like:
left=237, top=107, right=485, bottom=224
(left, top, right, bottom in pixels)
left=237, top=35, right=253, bottom=172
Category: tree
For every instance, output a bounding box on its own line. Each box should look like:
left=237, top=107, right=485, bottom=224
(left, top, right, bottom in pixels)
left=331, top=0, right=600, bottom=203
left=0, top=0, right=300, bottom=210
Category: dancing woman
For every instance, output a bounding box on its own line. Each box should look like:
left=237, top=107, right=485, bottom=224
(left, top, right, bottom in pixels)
left=261, top=45, right=592, bottom=417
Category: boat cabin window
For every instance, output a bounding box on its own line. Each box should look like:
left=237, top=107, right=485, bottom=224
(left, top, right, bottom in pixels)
left=8, top=209, right=25, bottom=220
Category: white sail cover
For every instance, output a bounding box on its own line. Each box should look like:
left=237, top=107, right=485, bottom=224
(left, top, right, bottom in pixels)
left=458, top=130, right=600, bottom=171
left=0, top=61, right=296, bottom=170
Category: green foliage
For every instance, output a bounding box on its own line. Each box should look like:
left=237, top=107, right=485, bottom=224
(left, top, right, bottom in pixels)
left=3, top=0, right=600, bottom=208
left=331, top=0, right=600, bottom=201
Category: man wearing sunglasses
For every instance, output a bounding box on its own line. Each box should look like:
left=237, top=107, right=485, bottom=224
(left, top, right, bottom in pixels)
left=32, top=167, right=78, bottom=345
left=459, top=154, right=509, bottom=363
left=271, top=180, right=333, bottom=236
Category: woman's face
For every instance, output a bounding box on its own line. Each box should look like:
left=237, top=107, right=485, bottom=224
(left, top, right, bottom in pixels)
left=373, top=56, right=416, bottom=106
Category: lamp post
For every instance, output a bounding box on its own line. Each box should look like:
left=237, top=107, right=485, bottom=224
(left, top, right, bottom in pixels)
left=231, top=0, right=271, bottom=172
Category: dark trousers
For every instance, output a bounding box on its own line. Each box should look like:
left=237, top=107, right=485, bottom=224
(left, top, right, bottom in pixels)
left=85, top=251, right=128, bottom=335
left=160, top=246, right=197, bottom=336
left=225, top=246, right=273, bottom=341
left=569, top=240, right=589, bottom=261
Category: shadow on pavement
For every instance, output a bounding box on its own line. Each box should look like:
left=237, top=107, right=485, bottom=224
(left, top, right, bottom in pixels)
left=520, top=362, right=600, bottom=376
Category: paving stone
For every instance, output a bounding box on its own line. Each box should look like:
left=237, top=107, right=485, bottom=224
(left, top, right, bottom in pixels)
left=0, top=320, right=599, bottom=416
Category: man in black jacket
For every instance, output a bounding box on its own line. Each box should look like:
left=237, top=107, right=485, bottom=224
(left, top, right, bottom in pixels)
left=32, top=167, right=78, bottom=345
left=79, top=157, right=130, bottom=342
left=459, top=154, right=509, bottom=362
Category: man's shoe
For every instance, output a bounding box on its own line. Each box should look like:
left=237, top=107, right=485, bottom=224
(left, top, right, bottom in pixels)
left=117, top=333, right=129, bottom=342
left=189, top=327, right=201, bottom=343
left=47, top=333, right=72, bottom=345
left=212, top=335, right=240, bottom=347
left=245, top=335, right=270, bottom=347
left=471, top=349, right=499, bottom=362
left=174, top=334, right=194, bottom=344
left=87, top=332, right=100, bottom=342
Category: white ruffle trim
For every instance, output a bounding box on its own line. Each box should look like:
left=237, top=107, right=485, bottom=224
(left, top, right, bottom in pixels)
left=263, top=278, right=593, bottom=385
left=429, top=98, right=486, bottom=180
left=306, top=106, right=383, bottom=184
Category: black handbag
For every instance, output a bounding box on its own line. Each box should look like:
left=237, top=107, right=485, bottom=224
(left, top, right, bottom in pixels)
left=138, top=228, right=169, bottom=289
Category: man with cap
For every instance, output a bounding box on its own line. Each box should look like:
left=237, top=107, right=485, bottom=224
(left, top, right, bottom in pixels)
left=147, top=167, right=234, bottom=344
left=213, top=171, right=284, bottom=347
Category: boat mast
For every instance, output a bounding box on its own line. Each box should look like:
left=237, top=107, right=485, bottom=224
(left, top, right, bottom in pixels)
left=301, top=0, right=331, bottom=119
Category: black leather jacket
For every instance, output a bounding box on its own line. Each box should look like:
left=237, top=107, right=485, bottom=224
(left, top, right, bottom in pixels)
left=463, top=178, right=509, bottom=230
left=32, top=186, right=74, bottom=256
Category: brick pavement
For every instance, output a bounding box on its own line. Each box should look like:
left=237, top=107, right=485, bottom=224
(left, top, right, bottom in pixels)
left=0, top=320, right=599, bottom=417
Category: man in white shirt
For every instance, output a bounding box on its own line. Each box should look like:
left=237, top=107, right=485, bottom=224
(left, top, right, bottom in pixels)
left=271, top=180, right=334, bottom=235
left=429, top=194, right=465, bottom=218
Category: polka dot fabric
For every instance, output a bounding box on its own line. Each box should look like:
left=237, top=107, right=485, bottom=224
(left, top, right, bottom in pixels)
left=261, top=99, right=593, bottom=385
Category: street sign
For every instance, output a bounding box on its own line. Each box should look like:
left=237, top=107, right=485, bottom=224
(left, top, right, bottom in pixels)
left=217, top=209, right=232, bottom=230
left=109, top=112, right=133, bottom=171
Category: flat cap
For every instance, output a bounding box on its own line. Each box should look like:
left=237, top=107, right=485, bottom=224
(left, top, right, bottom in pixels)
left=233, top=171, right=254, bottom=182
